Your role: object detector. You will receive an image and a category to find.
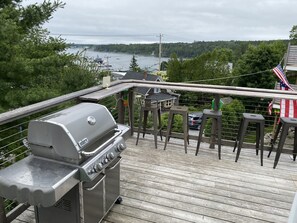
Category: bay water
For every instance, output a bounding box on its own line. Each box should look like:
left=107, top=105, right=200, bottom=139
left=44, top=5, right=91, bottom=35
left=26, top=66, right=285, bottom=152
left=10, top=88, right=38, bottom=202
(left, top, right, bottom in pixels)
left=67, top=47, right=168, bottom=71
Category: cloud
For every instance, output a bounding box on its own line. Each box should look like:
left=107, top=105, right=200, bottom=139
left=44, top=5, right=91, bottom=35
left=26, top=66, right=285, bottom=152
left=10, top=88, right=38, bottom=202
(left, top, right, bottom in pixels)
left=23, top=0, right=297, bottom=44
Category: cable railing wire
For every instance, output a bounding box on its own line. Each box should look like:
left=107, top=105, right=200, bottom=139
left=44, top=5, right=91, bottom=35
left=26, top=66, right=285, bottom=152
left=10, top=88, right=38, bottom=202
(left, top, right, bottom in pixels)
left=0, top=120, right=30, bottom=134
left=0, top=82, right=294, bottom=219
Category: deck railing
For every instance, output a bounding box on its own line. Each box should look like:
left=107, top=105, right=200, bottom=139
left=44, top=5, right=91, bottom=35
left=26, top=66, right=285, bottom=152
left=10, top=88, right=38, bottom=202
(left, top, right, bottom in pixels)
left=1, top=79, right=297, bottom=222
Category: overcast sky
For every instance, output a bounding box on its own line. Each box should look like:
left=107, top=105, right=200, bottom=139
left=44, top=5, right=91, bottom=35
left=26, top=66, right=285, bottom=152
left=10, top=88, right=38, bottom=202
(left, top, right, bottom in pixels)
left=23, top=0, right=297, bottom=44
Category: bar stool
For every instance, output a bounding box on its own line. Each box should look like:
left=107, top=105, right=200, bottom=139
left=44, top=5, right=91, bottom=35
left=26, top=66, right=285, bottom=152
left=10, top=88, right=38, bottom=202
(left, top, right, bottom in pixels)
left=136, top=99, right=162, bottom=149
left=164, top=105, right=189, bottom=153
left=268, top=117, right=297, bottom=169
left=233, top=113, right=264, bottom=166
left=196, top=109, right=222, bottom=159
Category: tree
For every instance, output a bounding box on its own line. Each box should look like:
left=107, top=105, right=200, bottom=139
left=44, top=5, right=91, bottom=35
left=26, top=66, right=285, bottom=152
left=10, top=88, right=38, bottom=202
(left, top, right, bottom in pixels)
left=232, top=42, right=286, bottom=112
left=160, top=61, right=168, bottom=71
left=167, top=48, right=233, bottom=85
left=129, top=55, right=140, bottom=72
left=192, top=48, right=233, bottom=85
left=233, top=42, right=285, bottom=89
left=0, top=0, right=97, bottom=111
left=167, top=53, right=183, bottom=82
left=290, top=25, right=297, bottom=44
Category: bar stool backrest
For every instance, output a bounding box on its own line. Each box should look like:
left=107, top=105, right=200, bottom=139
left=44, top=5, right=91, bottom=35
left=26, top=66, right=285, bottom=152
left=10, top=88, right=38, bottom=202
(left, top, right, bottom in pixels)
left=144, top=99, right=152, bottom=107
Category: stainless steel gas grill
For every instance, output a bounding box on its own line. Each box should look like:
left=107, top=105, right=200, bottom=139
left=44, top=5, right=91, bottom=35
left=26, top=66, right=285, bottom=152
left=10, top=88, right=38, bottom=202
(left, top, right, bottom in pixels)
left=0, top=102, right=130, bottom=223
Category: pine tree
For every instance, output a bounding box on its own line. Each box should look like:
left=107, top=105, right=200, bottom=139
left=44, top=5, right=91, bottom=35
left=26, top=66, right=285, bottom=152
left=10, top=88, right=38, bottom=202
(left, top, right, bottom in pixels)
left=0, top=0, right=97, bottom=111
left=129, top=55, right=140, bottom=72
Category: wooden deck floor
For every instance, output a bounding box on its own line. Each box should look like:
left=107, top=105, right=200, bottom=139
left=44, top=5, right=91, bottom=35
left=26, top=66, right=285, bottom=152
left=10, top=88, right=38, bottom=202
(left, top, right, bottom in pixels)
left=12, top=134, right=297, bottom=223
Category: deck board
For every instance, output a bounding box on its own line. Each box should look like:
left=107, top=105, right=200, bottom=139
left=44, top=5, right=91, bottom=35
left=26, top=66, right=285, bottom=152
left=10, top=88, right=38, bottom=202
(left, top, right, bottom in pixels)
left=11, top=134, right=297, bottom=223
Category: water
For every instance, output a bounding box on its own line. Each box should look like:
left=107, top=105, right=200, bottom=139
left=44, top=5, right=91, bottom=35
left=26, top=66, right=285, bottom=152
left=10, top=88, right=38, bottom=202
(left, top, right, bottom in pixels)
left=67, top=47, right=168, bottom=71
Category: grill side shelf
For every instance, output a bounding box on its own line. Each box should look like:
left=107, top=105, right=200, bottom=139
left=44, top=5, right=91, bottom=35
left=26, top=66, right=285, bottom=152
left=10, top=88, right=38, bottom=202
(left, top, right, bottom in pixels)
left=0, top=156, right=79, bottom=207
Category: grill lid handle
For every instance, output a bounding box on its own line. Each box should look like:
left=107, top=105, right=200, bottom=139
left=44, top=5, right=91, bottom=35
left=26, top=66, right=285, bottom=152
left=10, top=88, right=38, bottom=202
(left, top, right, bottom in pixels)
left=80, top=129, right=122, bottom=157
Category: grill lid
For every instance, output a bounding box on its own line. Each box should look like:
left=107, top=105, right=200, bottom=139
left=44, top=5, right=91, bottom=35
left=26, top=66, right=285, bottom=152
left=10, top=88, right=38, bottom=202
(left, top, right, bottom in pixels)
left=28, top=103, right=117, bottom=163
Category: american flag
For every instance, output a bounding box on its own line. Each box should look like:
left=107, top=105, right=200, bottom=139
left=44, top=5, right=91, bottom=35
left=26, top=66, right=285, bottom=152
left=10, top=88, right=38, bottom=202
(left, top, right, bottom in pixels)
left=279, top=81, right=297, bottom=118
left=273, top=64, right=294, bottom=91
left=268, top=101, right=273, bottom=115
left=272, top=64, right=297, bottom=118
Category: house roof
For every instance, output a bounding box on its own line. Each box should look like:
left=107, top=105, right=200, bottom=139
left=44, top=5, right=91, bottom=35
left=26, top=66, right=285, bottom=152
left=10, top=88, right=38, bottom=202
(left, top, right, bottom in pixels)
left=146, top=92, right=178, bottom=102
left=284, top=43, right=297, bottom=72
left=121, top=71, right=178, bottom=102
left=122, top=71, right=162, bottom=81
left=122, top=71, right=162, bottom=95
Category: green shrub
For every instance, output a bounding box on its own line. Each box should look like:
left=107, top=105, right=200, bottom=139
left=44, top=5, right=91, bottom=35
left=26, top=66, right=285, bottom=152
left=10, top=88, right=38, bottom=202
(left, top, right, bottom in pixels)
left=205, top=99, right=245, bottom=140
left=161, top=113, right=184, bottom=133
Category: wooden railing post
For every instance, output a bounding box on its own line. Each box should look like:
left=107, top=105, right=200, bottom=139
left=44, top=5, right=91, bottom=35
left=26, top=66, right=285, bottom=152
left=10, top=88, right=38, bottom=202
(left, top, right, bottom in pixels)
left=209, top=94, right=220, bottom=149
left=0, top=197, right=7, bottom=223
left=128, top=88, right=135, bottom=135
left=116, top=92, right=125, bottom=124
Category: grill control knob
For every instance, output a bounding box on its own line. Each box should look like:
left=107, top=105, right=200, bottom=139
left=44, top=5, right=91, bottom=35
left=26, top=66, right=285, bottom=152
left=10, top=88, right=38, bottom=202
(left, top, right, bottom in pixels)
left=107, top=152, right=115, bottom=160
left=103, top=158, right=109, bottom=164
left=117, top=143, right=126, bottom=152
left=95, top=163, right=103, bottom=172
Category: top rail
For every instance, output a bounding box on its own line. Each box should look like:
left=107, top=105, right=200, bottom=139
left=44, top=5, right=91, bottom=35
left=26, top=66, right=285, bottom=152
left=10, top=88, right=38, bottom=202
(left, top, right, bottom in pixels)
left=0, top=81, right=123, bottom=125
left=2, top=79, right=297, bottom=125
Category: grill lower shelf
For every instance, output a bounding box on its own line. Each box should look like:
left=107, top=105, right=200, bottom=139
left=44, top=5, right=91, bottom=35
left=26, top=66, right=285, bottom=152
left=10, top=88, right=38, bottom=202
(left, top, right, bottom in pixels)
left=0, top=156, right=79, bottom=207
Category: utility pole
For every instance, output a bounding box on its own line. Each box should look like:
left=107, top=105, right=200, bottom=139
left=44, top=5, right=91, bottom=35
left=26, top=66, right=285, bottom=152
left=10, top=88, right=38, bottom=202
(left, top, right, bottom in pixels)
left=105, top=56, right=111, bottom=74
left=158, top=33, right=163, bottom=71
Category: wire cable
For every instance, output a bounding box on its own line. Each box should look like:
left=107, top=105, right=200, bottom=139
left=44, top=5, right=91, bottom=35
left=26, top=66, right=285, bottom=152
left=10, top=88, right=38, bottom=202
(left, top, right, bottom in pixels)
left=186, top=69, right=272, bottom=83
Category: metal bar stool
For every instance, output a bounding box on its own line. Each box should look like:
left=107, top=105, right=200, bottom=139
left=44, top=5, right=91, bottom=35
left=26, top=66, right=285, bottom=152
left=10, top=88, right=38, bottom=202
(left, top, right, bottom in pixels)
left=164, top=105, right=189, bottom=153
left=136, top=99, right=162, bottom=149
left=233, top=113, right=264, bottom=166
left=268, top=117, right=297, bottom=168
left=196, top=109, right=222, bottom=159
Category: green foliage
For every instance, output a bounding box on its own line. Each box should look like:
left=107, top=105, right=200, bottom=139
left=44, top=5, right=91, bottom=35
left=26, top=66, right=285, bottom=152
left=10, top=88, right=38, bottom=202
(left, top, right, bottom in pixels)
left=161, top=112, right=184, bottom=133
left=91, top=40, right=287, bottom=59
left=167, top=48, right=233, bottom=85
left=133, top=103, right=184, bottom=134
left=205, top=99, right=245, bottom=140
left=233, top=42, right=285, bottom=89
left=129, top=55, right=140, bottom=72
left=290, top=25, right=297, bottom=44
left=0, top=0, right=97, bottom=111
left=160, top=61, right=168, bottom=71
left=167, top=53, right=183, bottom=82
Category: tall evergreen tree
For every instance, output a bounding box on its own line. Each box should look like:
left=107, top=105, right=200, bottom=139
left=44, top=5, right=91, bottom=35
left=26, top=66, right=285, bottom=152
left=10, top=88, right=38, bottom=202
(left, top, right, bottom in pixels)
left=0, top=0, right=97, bottom=111
left=129, top=55, right=140, bottom=72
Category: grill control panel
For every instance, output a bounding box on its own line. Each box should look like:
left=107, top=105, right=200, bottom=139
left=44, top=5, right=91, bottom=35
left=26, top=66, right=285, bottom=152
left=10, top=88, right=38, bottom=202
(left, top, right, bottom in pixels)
left=80, top=136, right=126, bottom=182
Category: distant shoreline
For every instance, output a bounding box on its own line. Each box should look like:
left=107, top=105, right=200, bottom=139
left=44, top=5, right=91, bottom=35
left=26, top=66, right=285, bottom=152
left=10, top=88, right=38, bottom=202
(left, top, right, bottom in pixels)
left=67, top=47, right=168, bottom=71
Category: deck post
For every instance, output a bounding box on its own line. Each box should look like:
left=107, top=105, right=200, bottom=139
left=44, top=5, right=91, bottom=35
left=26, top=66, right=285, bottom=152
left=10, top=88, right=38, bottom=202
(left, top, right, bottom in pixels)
left=0, top=197, right=7, bottom=223
left=117, top=92, right=125, bottom=124
left=209, top=94, right=220, bottom=149
left=128, top=88, right=135, bottom=135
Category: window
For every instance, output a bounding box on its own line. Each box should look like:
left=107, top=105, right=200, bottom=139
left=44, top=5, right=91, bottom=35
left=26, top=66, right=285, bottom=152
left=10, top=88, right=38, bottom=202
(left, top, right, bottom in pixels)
left=164, top=100, right=172, bottom=108
left=154, top=88, right=160, bottom=93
